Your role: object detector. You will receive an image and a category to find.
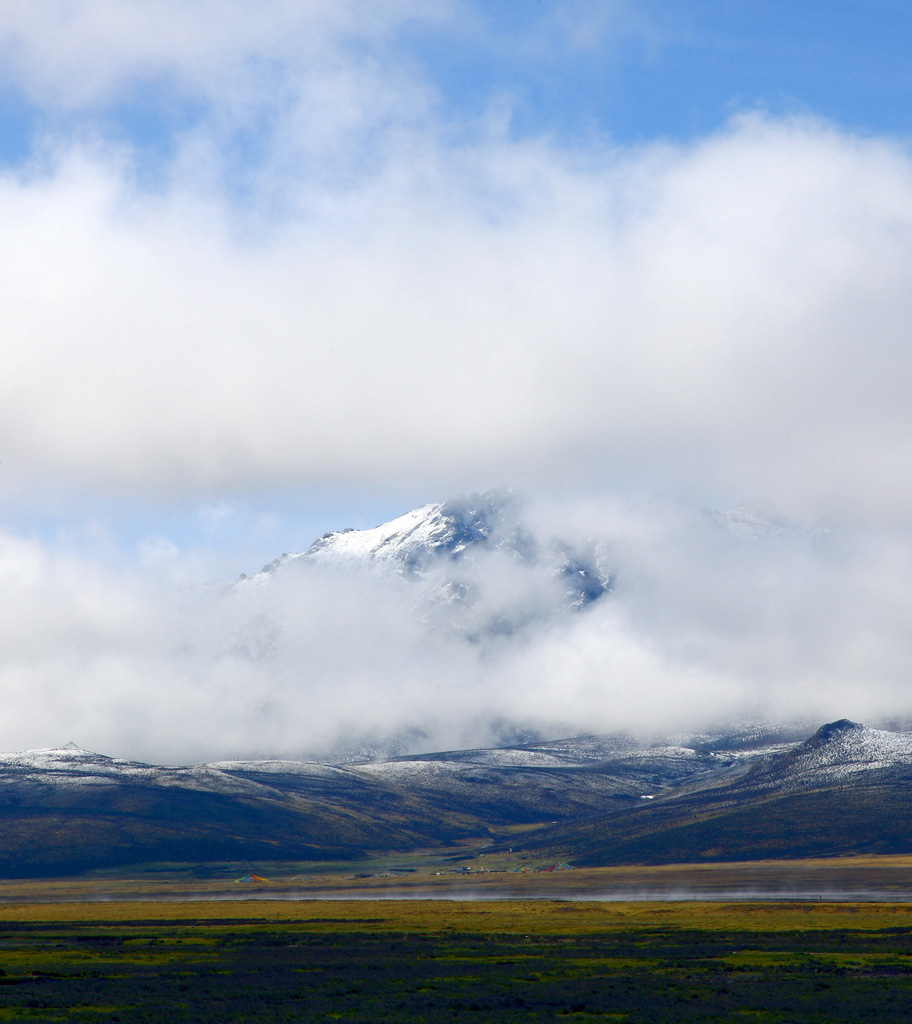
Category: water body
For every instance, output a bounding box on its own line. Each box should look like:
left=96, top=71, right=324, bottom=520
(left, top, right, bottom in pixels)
left=4, top=888, right=912, bottom=903
left=283, top=888, right=912, bottom=903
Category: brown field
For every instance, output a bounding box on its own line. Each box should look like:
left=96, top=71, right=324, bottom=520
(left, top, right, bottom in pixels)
left=2, top=853, right=912, bottom=905
left=1, top=893, right=912, bottom=934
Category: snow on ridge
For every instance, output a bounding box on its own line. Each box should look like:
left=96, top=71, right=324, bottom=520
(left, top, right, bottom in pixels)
left=616, top=745, right=703, bottom=760
left=0, top=746, right=284, bottom=797
left=386, top=748, right=586, bottom=769
left=236, top=501, right=468, bottom=584
left=354, top=759, right=467, bottom=780
left=445, top=748, right=590, bottom=768
left=0, top=746, right=142, bottom=772
left=745, top=721, right=912, bottom=791
left=8, top=721, right=898, bottom=794
left=723, top=743, right=798, bottom=760
left=237, top=491, right=527, bottom=584
left=206, top=759, right=356, bottom=779
left=800, top=722, right=912, bottom=771
left=292, top=492, right=513, bottom=571
left=305, top=503, right=448, bottom=564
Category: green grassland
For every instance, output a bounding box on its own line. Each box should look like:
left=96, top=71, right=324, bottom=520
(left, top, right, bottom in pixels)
left=0, top=897, right=911, bottom=1021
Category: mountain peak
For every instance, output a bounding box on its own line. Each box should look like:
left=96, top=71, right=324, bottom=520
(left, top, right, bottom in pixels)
left=739, top=718, right=912, bottom=794
left=235, top=489, right=613, bottom=642
left=814, top=720, right=863, bottom=737
left=811, top=719, right=864, bottom=744
left=302, top=488, right=527, bottom=572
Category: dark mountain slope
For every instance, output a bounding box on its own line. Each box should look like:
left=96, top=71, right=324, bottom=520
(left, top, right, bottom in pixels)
left=0, top=722, right=909, bottom=875
left=0, top=734, right=785, bottom=875
left=0, top=747, right=483, bottom=876
left=508, top=721, right=912, bottom=865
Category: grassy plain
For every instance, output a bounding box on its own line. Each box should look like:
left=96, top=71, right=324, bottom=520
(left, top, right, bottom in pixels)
left=0, top=887, right=911, bottom=1021
left=3, top=852, right=912, bottom=902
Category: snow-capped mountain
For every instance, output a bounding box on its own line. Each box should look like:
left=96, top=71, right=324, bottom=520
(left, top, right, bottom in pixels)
left=238, top=490, right=615, bottom=624
left=222, top=490, right=840, bottom=720
left=512, top=719, right=912, bottom=866
left=0, top=742, right=284, bottom=799
left=0, top=726, right=804, bottom=877
left=247, top=491, right=532, bottom=576
left=305, top=492, right=530, bottom=572
left=217, top=491, right=844, bottom=764
left=4, top=720, right=912, bottom=874
left=737, top=719, right=912, bottom=792
left=242, top=491, right=825, bottom=602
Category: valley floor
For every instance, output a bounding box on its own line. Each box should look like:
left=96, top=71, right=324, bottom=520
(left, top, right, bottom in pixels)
left=0, top=896, right=912, bottom=1021
left=4, top=855, right=912, bottom=903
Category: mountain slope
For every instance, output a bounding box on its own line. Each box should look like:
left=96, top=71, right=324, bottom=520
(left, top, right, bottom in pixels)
left=1, top=721, right=909, bottom=876
left=0, top=730, right=791, bottom=876
left=0, top=745, right=485, bottom=875
left=510, top=721, right=912, bottom=865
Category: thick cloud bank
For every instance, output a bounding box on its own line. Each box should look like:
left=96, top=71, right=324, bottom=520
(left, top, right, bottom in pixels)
left=1, top=4, right=911, bottom=519
left=1, top=499, right=910, bottom=763
left=2, top=115, right=912, bottom=521
left=0, top=115, right=910, bottom=520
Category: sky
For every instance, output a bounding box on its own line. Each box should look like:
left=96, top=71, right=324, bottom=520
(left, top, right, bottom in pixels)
left=2, top=1, right=912, bottom=760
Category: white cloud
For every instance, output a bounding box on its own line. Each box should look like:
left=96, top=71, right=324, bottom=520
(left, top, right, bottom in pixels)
left=1, top=500, right=910, bottom=762
left=2, top=4, right=912, bottom=759
left=0, top=115, right=911, bottom=524
left=0, top=0, right=453, bottom=107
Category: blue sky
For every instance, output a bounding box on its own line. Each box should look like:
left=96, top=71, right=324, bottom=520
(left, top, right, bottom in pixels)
left=3, top=2, right=910, bottom=166
left=415, top=1, right=912, bottom=143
